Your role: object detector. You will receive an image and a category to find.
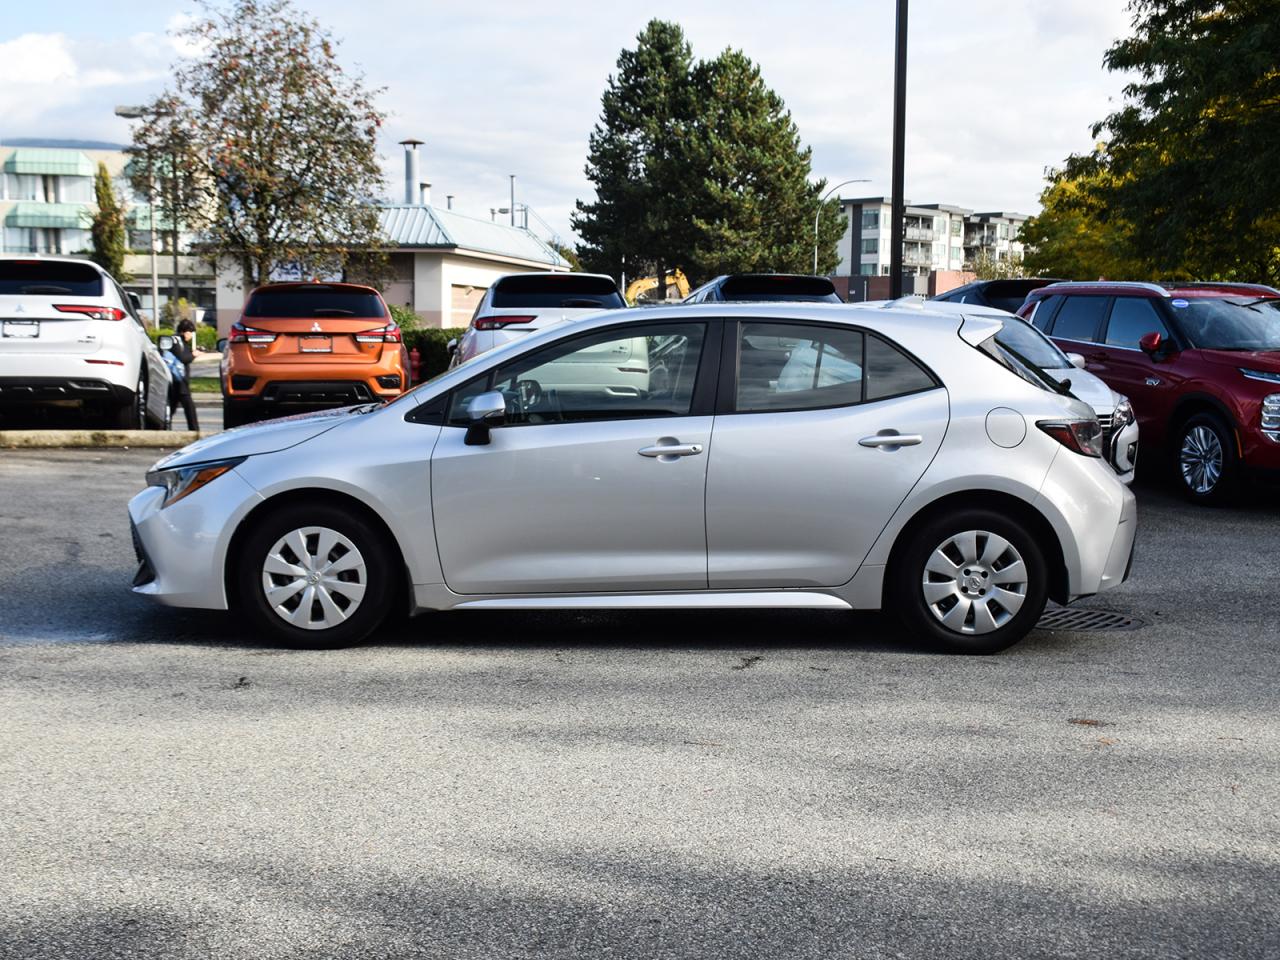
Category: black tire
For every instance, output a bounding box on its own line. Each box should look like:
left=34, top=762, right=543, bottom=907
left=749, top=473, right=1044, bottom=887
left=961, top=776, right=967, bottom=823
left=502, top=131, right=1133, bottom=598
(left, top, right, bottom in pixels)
left=1174, top=412, right=1239, bottom=506
left=890, top=508, right=1049, bottom=655
left=111, top=367, right=147, bottom=429
left=235, top=502, right=394, bottom=648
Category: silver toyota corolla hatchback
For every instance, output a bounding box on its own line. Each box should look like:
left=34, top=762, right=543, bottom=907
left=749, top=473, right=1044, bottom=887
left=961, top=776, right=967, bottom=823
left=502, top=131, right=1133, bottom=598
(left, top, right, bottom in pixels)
left=129, top=302, right=1137, bottom=654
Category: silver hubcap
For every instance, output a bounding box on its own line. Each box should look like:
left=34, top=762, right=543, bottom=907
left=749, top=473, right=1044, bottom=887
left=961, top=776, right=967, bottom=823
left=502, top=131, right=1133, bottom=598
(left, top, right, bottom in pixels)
left=136, top=377, right=146, bottom=426
left=1180, top=425, right=1223, bottom=494
left=922, top=530, right=1028, bottom=635
left=261, top=526, right=367, bottom=630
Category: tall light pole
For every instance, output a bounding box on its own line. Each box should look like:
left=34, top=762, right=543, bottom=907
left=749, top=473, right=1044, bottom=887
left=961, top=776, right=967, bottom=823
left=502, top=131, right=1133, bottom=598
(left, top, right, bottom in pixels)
left=509, top=174, right=516, bottom=226
left=889, top=0, right=909, bottom=299
left=813, top=178, right=870, bottom=274
left=114, top=105, right=159, bottom=326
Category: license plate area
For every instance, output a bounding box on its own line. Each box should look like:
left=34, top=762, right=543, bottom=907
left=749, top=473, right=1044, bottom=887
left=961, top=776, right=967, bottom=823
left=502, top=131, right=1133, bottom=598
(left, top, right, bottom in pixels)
left=299, top=335, right=332, bottom=353
left=2, top=320, right=39, bottom=338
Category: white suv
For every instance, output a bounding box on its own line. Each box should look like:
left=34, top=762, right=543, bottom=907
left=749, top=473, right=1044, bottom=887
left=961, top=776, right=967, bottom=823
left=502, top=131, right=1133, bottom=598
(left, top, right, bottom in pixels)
left=451, top=272, right=625, bottom=366
left=0, top=255, right=172, bottom=428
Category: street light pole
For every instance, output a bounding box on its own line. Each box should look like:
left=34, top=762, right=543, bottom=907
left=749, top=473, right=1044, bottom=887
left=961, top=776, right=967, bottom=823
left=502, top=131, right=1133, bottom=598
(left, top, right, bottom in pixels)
left=889, top=0, right=909, bottom=299
left=813, top=178, right=871, bottom=274
left=509, top=175, right=515, bottom=227
left=115, top=105, right=160, bottom=327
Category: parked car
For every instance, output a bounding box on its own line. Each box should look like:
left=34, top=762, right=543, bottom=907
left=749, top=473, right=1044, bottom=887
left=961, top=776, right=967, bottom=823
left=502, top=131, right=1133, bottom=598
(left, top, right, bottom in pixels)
left=221, top=282, right=409, bottom=428
left=683, top=274, right=843, bottom=303
left=931, top=278, right=1066, bottom=313
left=0, top=255, right=172, bottom=428
left=450, top=272, right=625, bottom=367
left=130, top=302, right=1136, bottom=654
left=916, top=299, right=1138, bottom=483
left=1018, top=281, right=1280, bottom=503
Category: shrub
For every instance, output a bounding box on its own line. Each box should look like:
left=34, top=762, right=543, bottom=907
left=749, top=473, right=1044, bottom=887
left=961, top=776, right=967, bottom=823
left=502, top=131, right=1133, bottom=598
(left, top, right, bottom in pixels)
left=148, top=325, right=219, bottom=351
left=404, top=327, right=466, bottom=382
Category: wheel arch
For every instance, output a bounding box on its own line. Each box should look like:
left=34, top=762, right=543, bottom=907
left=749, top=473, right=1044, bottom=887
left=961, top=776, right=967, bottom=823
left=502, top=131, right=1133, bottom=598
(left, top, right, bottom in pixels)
left=883, top=490, right=1070, bottom=606
left=223, top=487, right=414, bottom=615
left=1170, top=391, right=1237, bottom=439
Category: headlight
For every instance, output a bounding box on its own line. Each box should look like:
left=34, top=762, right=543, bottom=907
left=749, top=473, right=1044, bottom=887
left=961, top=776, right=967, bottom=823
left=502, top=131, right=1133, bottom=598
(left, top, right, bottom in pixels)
left=1240, top=368, right=1280, bottom=384
left=1263, top=394, right=1280, bottom=440
left=1111, top=396, right=1135, bottom=430
left=145, top=457, right=245, bottom=508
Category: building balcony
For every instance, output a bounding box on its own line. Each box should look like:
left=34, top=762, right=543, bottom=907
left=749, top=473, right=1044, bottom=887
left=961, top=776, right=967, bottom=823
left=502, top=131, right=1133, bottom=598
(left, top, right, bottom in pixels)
left=904, top=227, right=934, bottom=241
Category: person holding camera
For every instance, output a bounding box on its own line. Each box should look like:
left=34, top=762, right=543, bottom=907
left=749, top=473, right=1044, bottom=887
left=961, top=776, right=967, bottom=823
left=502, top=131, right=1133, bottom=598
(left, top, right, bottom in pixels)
left=169, top=319, right=199, bottom=431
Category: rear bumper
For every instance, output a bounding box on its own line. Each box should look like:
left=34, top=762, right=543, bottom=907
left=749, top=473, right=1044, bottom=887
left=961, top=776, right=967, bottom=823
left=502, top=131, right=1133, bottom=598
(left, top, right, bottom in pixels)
left=225, top=379, right=400, bottom=408
left=0, top=376, right=132, bottom=406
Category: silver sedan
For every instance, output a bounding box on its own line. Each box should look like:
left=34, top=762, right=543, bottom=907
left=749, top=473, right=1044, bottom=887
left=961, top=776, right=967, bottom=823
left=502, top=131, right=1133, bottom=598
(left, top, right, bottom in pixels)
left=128, top=303, right=1137, bottom=654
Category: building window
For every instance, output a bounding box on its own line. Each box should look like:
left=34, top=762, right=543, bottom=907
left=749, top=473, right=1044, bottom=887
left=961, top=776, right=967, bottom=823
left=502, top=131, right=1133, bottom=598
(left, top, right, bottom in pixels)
left=5, top=174, right=44, bottom=202
left=62, top=228, right=91, bottom=253
left=862, top=210, right=879, bottom=229
left=998, top=224, right=1009, bottom=240
left=859, top=263, right=875, bottom=276
left=861, top=238, right=879, bottom=254
left=950, top=220, right=961, bottom=236
left=58, top=176, right=93, bottom=204
left=951, top=245, right=962, bottom=262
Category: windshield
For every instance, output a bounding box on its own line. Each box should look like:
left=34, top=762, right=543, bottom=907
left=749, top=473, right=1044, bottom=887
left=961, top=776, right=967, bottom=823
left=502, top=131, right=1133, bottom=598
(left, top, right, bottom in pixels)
left=0, top=260, right=104, bottom=296
left=491, top=275, right=624, bottom=309
left=993, top=316, right=1071, bottom=368
left=978, top=319, right=1075, bottom=397
left=245, top=286, right=386, bottom=318
left=1172, top=297, right=1280, bottom=350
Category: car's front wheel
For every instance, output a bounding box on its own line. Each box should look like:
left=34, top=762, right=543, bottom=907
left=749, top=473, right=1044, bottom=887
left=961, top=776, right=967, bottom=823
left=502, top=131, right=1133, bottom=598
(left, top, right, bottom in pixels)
left=892, top=509, right=1049, bottom=654
left=235, top=503, right=394, bottom=647
left=1176, top=412, right=1238, bottom=505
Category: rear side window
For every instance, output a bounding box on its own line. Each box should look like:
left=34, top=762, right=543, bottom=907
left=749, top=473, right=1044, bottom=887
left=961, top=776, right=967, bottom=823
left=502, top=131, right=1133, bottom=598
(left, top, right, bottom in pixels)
left=490, top=275, right=624, bottom=309
left=244, top=286, right=386, bottom=318
left=1049, top=296, right=1107, bottom=342
left=736, top=322, right=864, bottom=412
left=1027, top=296, right=1060, bottom=330
left=864, top=335, right=939, bottom=400
left=1105, top=297, right=1169, bottom=348
left=0, top=260, right=103, bottom=296
left=719, top=276, right=841, bottom=302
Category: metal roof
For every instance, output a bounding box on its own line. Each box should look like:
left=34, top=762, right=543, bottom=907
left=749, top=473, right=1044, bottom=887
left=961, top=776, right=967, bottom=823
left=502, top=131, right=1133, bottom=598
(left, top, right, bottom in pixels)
left=3, top=148, right=95, bottom=177
left=377, top=205, right=567, bottom=267
left=5, top=202, right=92, bottom=229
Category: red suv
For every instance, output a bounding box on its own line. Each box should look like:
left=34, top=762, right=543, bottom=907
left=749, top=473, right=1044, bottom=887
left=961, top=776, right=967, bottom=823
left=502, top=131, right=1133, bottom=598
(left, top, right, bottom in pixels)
left=1018, top=281, right=1280, bottom=504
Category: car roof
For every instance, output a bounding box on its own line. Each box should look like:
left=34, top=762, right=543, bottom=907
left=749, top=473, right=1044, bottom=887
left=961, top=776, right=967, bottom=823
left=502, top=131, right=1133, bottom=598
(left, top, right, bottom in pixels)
left=492, top=271, right=618, bottom=284
left=250, top=281, right=382, bottom=295
left=1028, top=279, right=1280, bottom=301
left=0, top=253, right=109, bottom=274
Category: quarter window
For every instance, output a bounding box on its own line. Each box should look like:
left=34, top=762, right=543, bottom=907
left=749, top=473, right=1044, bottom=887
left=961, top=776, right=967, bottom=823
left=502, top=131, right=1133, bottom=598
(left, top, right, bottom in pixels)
left=735, top=322, right=864, bottom=412
left=864, top=335, right=938, bottom=400
left=1105, top=297, right=1169, bottom=348
left=1050, top=296, right=1108, bottom=342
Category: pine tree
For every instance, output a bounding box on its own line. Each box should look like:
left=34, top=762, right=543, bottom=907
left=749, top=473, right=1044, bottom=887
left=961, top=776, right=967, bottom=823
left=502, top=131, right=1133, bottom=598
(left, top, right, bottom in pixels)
left=572, top=20, right=697, bottom=297
left=89, top=162, right=128, bottom=280
left=683, top=49, right=844, bottom=279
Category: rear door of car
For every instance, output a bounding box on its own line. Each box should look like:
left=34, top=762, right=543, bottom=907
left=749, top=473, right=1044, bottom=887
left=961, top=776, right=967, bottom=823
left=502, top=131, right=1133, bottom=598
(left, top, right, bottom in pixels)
left=1042, top=295, right=1110, bottom=371
left=704, top=319, right=948, bottom=587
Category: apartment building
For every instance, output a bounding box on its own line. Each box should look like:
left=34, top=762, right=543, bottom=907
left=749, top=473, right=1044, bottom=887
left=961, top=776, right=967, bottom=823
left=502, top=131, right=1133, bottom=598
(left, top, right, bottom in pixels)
left=833, top=197, right=1027, bottom=279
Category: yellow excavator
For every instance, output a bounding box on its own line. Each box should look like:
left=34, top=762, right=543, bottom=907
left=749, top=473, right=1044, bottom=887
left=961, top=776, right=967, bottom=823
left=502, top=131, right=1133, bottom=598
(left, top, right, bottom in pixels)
left=625, top=269, right=691, bottom=304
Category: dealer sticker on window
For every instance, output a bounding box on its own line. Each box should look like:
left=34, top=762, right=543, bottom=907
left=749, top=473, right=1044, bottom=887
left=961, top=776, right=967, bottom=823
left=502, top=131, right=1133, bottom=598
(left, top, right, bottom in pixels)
left=1171, top=299, right=1189, bottom=308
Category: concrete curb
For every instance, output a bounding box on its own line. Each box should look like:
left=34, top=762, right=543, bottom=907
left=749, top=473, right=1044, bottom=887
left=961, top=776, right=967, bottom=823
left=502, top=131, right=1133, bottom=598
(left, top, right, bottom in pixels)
left=0, top=430, right=209, bottom=449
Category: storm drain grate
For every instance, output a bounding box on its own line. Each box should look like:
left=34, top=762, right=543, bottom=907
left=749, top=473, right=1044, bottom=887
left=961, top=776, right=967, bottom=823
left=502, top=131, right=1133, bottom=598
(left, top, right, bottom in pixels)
left=1036, top=607, right=1146, bottom=632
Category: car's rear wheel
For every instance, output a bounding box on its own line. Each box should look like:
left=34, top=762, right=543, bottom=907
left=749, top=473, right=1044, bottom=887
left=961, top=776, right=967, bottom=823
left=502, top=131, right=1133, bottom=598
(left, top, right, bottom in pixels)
left=235, top=503, right=393, bottom=647
left=223, top=401, right=256, bottom=429
left=111, top=368, right=147, bottom=429
left=1175, top=412, right=1238, bottom=505
left=892, top=509, right=1048, bottom=654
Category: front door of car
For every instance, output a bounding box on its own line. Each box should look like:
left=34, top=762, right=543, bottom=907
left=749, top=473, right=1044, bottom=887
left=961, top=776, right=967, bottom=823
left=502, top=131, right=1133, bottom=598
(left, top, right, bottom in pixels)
left=704, top=321, right=948, bottom=588
left=1096, top=296, right=1181, bottom=441
left=430, top=321, right=717, bottom=595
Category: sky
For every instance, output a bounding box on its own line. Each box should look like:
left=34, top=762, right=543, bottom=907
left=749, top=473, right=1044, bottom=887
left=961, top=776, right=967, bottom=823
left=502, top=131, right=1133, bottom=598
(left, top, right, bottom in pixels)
left=0, top=0, right=1135, bottom=246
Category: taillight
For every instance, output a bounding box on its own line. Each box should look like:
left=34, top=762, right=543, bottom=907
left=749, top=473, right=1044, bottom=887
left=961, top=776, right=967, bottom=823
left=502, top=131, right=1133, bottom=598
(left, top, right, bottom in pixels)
left=473, top=315, right=536, bottom=331
left=1038, top=419, right=1104, bottom=457
left=354, top=323, right=401, bottom=343
left=54, top=304, right=125, bottom=321
left=229, top=322, right=277, bottom=345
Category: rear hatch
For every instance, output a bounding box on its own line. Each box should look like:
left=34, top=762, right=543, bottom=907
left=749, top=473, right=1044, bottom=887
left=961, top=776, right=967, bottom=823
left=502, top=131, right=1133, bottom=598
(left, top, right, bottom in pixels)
left=235, top=285, right=395, bottom=366
left=474, top=274, right=625, bottom=337
left=0, top=260, right=113, bottom=357
left=717, top=275, right=843, bottom=303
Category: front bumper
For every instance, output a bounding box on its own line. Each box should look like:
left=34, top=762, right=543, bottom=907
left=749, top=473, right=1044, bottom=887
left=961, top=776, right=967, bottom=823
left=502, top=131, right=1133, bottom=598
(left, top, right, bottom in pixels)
left=127, top=470, right=264, bottom=610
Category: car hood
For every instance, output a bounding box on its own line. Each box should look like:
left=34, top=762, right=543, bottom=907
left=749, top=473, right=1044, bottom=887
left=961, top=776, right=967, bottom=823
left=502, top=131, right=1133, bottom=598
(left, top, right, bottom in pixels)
left=1046, top=366, right=1116, bottom=416
left=1198, top=348, right=1280, bottom=371
left=150, top=405, right=365, bottom=471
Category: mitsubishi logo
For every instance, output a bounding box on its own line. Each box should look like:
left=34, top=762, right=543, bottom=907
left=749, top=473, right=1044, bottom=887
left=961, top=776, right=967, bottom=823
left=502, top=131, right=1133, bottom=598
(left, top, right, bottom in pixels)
left=311, top=321, right=322, bottom=332
left=13, top=304, right=24, bottom=313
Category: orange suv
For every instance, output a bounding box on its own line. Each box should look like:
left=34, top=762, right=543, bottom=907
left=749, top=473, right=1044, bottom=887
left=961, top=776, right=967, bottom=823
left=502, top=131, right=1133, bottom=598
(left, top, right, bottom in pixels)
left=222, top=282, right=410, bottom=427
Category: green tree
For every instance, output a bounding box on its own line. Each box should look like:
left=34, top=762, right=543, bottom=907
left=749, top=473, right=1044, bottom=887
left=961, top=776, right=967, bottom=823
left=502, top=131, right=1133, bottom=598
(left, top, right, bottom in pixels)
left=572, top=20, right=697, bottom=297
left=1021, top=164, right=1155, bottom=280
left=1070, top=0, right=1280, bottom=283
left=88, top=162, right=128, bottom=280
left=683, top=48, right=844, bottom=278
left=131, top=0, right=388, bottom=289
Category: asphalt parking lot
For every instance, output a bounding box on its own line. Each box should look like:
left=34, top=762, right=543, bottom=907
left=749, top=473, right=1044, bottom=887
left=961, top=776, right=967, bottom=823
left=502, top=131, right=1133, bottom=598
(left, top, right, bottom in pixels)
left=1, top=448, right=1277, bottom=959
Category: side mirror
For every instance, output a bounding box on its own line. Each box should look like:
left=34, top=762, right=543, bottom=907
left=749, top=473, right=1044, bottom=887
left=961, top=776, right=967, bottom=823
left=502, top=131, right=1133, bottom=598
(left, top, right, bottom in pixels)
left=216, top=337, right=229, bottom=353
left=1066, top=352, right=1087, bottom=369
left=1138, top=331, right=1164, bottom=358
left=463, top=390, right=507, bottom=446
left=447, top=337, right=458, bottom=355
left=157, top=335, right=175, bottom=351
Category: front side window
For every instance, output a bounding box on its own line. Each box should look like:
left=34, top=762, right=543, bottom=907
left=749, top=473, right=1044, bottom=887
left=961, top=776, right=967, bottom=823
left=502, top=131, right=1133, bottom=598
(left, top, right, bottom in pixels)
left=1050, top=296, right=1108, bottom=342
left=1105, top=297, right=1170, bottom=348
left=447, top=323, right=706, bottom=426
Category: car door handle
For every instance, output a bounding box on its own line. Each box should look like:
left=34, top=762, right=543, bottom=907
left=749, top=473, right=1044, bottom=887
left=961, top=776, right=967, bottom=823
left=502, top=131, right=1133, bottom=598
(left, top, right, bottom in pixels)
left=859, top=432, right=923, bottom=449
left=638, top=442, right=703, bottom=458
